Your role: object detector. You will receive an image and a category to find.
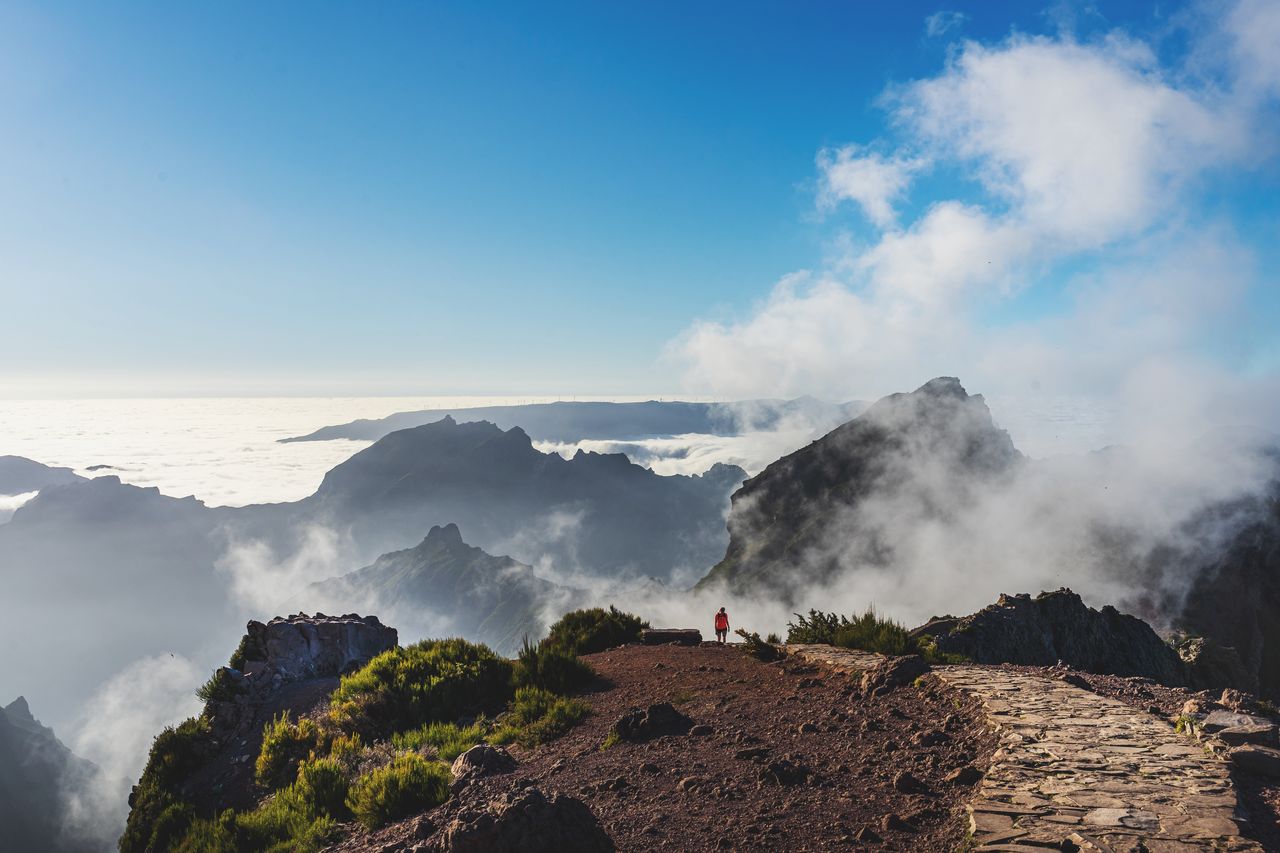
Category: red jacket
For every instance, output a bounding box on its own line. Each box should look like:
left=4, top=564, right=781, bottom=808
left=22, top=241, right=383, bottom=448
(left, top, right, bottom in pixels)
left=714, top=612, right=729, bottom=631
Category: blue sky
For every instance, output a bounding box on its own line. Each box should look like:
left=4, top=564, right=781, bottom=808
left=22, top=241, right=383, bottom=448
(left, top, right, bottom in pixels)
left=1, top=1, right=1277, bottom=398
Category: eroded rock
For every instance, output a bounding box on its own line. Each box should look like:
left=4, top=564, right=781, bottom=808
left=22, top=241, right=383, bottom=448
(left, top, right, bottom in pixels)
left=442, top=787, right=614, bottom=852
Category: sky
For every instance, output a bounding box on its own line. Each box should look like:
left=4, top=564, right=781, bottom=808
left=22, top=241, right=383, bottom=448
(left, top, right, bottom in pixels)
left=1, top=0, right=1277, bottom=400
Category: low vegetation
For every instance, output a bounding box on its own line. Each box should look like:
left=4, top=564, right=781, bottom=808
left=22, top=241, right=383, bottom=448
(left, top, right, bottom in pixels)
left=734, top=628, right=785, bottom=662
left=787, top=607, right=967, bottom=663
left=490, top=686, right=590, bottom=747
left=256, top=713, right=322, bottom=790
left=515, top=636, right=597, bottom=694
left=328, top=638, right=514, bottom=737
left=543, top=605, right=648, bottom=656
left=124, top=611, right=650, bottom=851
left=195, top=668, right=242, bottom=704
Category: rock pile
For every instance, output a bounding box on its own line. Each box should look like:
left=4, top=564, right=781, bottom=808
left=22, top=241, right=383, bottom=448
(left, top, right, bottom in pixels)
left=442, top=786, right=614, bottom=852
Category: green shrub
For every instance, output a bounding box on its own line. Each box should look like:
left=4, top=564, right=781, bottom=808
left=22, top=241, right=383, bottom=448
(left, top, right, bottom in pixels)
left=329, top=638, right=514, bottom=738
left=392, top=720, right=487, bottom=762
left=235, top=785, right=338, bottom=852
left=169, top=811, right=238, bottom=853
left=787, top=608, right=912, bottom=655
left=119, top=716, right=217, bottom=852
left=543, top=606, right=647, bottom=656
left=328, top=732, right=364, bottom=767
left=765, top=632, right=782, bottom=645
left=515, top=637, right=596, bottom=694
left=295, top=756, right=351, bottom=820
left=195, top=668, right=241, bottom=703
left=489, top=686, right=589, bottom=747
left=256, top=714, right=321, bottom=790
left=227, top=631, right=265, bottom=672
left=346, top=753, right=450, bottom=829
left=734, top=628, right=785, bottom=662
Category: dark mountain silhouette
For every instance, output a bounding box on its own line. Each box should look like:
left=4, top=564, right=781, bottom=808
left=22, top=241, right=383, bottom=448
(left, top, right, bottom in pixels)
left=698, top=377, right=1021, bottom=594
left=0, top=696, right=101, bottom=853
left=280, top=398, right=866, bottom=444
left=306, top=523, right=579, bottom=655
left=0, top=456, right=85, bottom=496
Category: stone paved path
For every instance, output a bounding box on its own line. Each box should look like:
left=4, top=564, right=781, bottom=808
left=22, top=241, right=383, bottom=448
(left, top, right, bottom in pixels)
left=788, top=645, right=1263, bottom=852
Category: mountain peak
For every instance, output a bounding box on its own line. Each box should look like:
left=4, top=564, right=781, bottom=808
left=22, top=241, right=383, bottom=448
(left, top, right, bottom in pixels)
left=3, top=695, right=33, bottom=723
left=425, top=522, right=465, bottom=548
left=914, top=376, right=967, bottom=398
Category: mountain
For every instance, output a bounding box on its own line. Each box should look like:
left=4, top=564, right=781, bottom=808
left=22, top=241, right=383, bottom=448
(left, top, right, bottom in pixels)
left=0, top=696, right=101, bottom=853
left=280, top=398, right=866, bottom=444
left=285, top=416, right=747, bottom=582
left=0, top=419, right=743, bottom=730
left=0, top=456, right=85, bottom=496
left=305, top=523, right=579, bottom=654
left=699, top=377, right=1021, bottom=595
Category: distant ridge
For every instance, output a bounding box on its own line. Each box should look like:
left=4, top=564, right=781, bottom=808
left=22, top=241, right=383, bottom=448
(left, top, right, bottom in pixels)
left=280, top=398, right=866, bottom=444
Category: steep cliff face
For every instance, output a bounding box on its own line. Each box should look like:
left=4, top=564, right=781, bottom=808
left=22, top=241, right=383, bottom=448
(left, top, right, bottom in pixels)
left=914, top=589, right=1188, bottom=685
left=699, top=377, right=1021, bottom=595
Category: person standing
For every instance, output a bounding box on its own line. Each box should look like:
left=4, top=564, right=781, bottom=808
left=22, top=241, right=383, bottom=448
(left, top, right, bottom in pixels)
left=714, top=607, right=729, bottom=643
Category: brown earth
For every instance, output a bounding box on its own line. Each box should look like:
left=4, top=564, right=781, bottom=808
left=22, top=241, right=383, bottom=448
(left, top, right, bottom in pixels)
left=325, top=642, right=996, bottom=852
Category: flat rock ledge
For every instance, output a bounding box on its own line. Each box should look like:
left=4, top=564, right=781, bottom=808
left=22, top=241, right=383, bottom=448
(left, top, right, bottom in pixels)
left=788, top=645, right=1264, bottom=852
left=640, top=628, right=702, bottom=646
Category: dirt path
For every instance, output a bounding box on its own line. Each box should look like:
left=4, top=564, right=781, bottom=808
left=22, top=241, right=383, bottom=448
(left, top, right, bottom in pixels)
left=789, top=645, right=1264, bottom=851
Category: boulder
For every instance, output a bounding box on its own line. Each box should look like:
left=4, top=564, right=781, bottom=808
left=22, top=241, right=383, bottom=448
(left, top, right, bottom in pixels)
left=450, top=744, right=516, bottom=782
left=640, top=628, right=702, bottom=646
left=861, top=655, right=929, bottom=697
left=442, top=787, right=614, bottom=852
left=1201, top=710, right=1267, bottom=733
left=1217, top=723, right=1278, bottom=747
left=240, top=613, right=397, bottom=682
left=1229, top=745, right=1280, bottom=778
left=610, top=703, right=692, bottom=742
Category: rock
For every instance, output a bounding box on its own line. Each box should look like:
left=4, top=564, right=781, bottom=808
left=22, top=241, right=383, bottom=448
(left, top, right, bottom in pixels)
left=610, top=703, right=692, bottom=742
left=442, top=787, right=614, bottom=852
left=640, top=628, right=702, bottom=646
left=854, top=826, right=882, bottom=843
left=881, top=813, right=913, bottom=833
left=450, top=744, right=516, bottom=781
left=1201, top=710, right=1267, bottom=733
left=688, top=724, right=713, bottom=737
left=892, top=771, right=927, bottom=794
left=860, top=655, right=929, bottom=697
left=238, top=613, right=397, bottom=682
left=734, top=747, right=769, bottom=761
left=639, top=762, right=660, bottom=774
left=1177, top=636, right=1259, bottom=696
left=797, top=722, right=818, bottom=734
left=1182, top=698, right=1214, bottom=717
left=944, top=765, right=983, bottom=785
left=1230, top=745, right=1280, bottom=777
left=917, top=589, right=1188, bottom=686
left=677, top=776, right=708, bottom=793
left=758, top=759, right=812, bottom=786
left=1219, top=688, right=1257, bottom=713
left=1218, top=723, right=1278, bottom=747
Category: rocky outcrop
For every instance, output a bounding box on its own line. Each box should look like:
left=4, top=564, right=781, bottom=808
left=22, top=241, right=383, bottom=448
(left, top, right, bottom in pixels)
left=442, top=786, right=614, bottom=853
left=699, top=377, right=1021, bottom=596
left=640, top=628, right=702, bottom=646
left=237, top=613, right=397, bottom=682
left=860, top=655, right=930, bottom=697
left=915, top=589, right=1187, bottom=686
left=609, top=703, right=693, bottom=742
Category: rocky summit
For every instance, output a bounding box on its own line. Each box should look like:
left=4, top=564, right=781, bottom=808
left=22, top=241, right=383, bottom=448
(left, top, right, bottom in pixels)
left=698, top=377, right=1021, bottom=595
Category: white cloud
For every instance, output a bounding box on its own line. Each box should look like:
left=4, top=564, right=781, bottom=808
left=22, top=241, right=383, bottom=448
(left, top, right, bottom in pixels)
left=924, top=10, right=967, bottom=39
left=673, top=9, right=1275, bottom=406
left=818, top=146, right=925, bottom=228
